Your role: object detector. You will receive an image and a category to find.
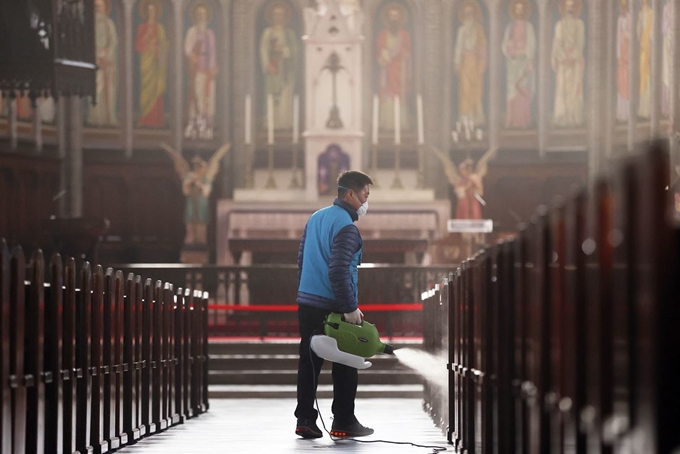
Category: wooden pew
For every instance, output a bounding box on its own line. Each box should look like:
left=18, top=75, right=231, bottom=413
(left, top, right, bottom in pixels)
left=10, top=247, right=27, bottom=454
left=90, top=266, right=108, bottom=454
left=103, top=269, right=118, bottom=450
left=0, top=241, right=11, bottom=454
left=0, top=240, right=211, bottom=453
left=74, top=263, right=92, bottom=454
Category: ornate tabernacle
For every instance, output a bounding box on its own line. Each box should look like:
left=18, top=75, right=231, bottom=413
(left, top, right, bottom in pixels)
left=0, top=0, right=96, bottom=101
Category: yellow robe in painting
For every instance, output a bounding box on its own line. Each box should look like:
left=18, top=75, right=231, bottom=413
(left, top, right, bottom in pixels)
left=454, top=20, right=487, bottom=125
left=136, top=21, right=169, bottom=127
left=637, top=4, right=653, bottom=119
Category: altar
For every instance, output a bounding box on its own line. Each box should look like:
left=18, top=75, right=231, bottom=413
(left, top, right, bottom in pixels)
left=216, top=196, right=450, bottom=265
left=216, top=0, right=448, bottom=266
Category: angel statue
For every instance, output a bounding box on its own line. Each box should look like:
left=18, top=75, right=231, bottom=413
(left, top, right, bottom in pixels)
left=160, top=142, right=230, bottom=246
left=428, top=144, right=497, bottom=220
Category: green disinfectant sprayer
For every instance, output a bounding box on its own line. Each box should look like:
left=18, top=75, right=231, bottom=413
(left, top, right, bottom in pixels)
left=310, top=313, right=395, bottom=369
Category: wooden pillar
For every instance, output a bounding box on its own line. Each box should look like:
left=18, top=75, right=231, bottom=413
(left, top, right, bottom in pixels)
left=537, top=0, right=550, bottom=156
left=650, top=0, right=663, bottom=135
left=485, top=0, right=502, bottom=150
left=9, top=99, right=17, bottom=150
left=170, top=0, right=184, bottom=153
left=63, top=96, right=84, bottom=217
left=628, top=0, right=639, bottom=151
left=587, top=0, right=607, bottom=184
left=32, top=103, right=43, bottom=153
left=56, top=97, right=67, bottom=217
left=122, top=0, right=135, bottom=159
left=219, top=0, right=233, bottom=198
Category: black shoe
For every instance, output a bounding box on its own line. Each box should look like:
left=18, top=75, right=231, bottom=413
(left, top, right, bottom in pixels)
left=330, top=420, right=374, bottom=438
left=295, top=418, right=323, bottom=439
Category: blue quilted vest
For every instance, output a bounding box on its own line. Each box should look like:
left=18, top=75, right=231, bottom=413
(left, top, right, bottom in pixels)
left=298, top=204, right=362, bottom=304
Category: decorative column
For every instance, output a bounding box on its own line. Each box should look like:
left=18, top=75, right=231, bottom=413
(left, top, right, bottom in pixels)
left=671, top=0, right=680, bottom=178
left=537, top=0, right=550, bottom=156
left=439, top=0, right=454, bottom=177
left=219, top=0, right=233, bottom=198
left=362, top=1, right=376, bottom=171
left=587, top=0, right=607, bottom=183
left=122, top=0, right=135, bottom=158
left=421, top=0, right=445, bottom=195
left=485, top=0, right=502, bottom=150
left=9, top=99, right=17, bottom=149
left=628, top=0, right=639, bottom=151
left=650, top=0, right=663, bottom=135
left=604, top=0, right=616, bottom=158
left=231, top=0, right=251, bottom=190
left=171, top=0, right=185, bottom=153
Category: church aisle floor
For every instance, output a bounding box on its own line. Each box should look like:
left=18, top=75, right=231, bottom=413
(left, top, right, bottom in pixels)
left=119, top=398, right=453, bottom=453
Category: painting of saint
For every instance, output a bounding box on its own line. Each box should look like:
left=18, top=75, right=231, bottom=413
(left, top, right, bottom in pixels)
left=87, top=0, right=118, bottom=127
left=502, top=0, right=535, bottom=129
left=317, top=144, right=350, bottom=196
left=259, top=1, right=299, bottom=130
left=616, top=0, right=631, bottom=122
left=376, top=2, right=412, bottom=130
left=135, top=0, right=169, bottom=127
left=637, top=0, right=652, bottom=119
left=184, top=1, right=217, bottom=140
left=454, top=0, right=487, bottom=125
left=661, top=0, right=671, bottom=117
left=551, top=0, right=585, bottom=128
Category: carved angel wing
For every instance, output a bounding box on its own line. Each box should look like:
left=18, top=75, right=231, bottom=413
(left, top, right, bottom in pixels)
left=428, top=145, right=461, bottom=186
left=475, top=146, right=498, bottom=178
left=205, top=142, right=231, bottom=183
left=159, top=142, right=190, bottom=180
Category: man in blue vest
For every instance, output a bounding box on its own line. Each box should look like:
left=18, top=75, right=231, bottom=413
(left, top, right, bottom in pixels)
left=294, top=170, right=374, bottom=439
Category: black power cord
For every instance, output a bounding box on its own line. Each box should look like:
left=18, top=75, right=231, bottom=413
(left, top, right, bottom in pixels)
left=308, top=341, right=448, bottom=453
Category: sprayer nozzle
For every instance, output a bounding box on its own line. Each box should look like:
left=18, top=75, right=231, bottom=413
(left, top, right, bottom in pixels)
left=383, top=344, right=395, bottom=355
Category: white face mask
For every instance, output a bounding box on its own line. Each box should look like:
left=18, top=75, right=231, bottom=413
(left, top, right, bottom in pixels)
left=357, top=201, right=369, bottom=216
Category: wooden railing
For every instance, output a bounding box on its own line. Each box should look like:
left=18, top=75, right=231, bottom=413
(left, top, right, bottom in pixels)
left=112, top=264, right=450, bottom=338
left=0, top=240, right=209, bottom=454
left=422, top=141, right=680, bottom=454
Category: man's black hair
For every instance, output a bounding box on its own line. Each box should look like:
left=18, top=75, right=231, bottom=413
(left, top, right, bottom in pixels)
left=337, top=170, right=374, bottom=198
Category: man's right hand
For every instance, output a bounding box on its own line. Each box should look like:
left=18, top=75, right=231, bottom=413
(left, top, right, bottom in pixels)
left=343, top=308, right=363, bottom=325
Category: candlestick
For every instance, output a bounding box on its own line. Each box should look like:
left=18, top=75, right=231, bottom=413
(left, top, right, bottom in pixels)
left=293, top=94, right=299, bottom=144
left=372, top=94, right=379, bottom=145
left=267, top=93, right=274, bottom=145
left=245, top=94, right=251, bottom=145
left=417, top=94, right=424, bottom=145
left=394, top=95, right=400, bottom=145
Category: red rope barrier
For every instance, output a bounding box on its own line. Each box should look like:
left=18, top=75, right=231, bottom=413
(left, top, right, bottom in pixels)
left=207, top=303, right=423, bottom=312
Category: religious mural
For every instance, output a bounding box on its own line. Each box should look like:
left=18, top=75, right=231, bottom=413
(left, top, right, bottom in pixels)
left=258, top=0, right=299, bottom=131
left=453, top=0, right=487, bottom=127
left=637, top=0, right=652, bottom=120
left=551, top=0, right=586, bottom=128
left=135, top=0, right=169, bottom=128
left=86, top=0, right=119, bottom=127
left=502, top=0, right=536, bottom=129
left=661, top=0, right=672, bottom=118
left=184, top=1, right=218, bottom=140
left=375, top=1, right=413, bottom=131
left=317, top=144, right=350, bottom=196
left=616, top=0, right=631, bottom=123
